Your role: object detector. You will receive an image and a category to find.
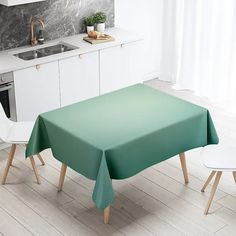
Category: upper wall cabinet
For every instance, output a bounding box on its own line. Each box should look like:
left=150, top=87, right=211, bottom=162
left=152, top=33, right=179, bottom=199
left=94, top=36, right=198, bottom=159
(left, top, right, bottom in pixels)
left=0, top=0, right=45, bottom=6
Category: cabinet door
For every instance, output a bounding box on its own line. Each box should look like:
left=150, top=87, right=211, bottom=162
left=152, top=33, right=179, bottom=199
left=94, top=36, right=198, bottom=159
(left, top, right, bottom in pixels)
left=14, top=61, right=60, bottom=121
left=100, top=41, right=143, bottom=94
left=59, top=52, right=99, bottom=107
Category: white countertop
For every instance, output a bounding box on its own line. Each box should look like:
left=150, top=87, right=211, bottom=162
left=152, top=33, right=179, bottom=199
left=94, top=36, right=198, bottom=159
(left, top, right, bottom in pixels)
left=0, top=0, right=45, bottom=6
left=0, top=28, right=142, bottom=74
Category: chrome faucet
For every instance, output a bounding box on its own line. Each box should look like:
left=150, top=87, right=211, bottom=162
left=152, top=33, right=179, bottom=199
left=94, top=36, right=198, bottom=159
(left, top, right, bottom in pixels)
left=30, top=17, right=45, bottom=46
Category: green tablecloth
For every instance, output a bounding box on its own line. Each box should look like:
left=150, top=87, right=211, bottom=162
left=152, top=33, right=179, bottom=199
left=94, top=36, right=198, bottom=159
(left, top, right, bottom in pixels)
left=26, top=84, right=219, bottom=209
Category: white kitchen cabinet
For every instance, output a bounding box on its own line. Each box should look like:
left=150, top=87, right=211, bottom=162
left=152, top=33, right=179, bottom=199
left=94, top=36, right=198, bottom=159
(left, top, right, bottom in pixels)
left=59, top=52, right=99, bottom=107
left=12, top=36, right=143, bottom=122
left=14, top=61, right=60, bottom=121
left=99, top=40, right=143, bottom=94
left=115, top=0, right=161, bottom=81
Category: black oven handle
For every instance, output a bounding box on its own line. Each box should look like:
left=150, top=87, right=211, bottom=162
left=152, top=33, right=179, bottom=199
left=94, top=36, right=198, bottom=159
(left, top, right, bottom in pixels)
left=0, top=84, right=13, bottom=92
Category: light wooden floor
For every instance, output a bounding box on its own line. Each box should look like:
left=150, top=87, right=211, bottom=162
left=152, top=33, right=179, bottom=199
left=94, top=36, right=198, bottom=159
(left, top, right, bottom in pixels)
left=1, top=79, right=236, bottom=236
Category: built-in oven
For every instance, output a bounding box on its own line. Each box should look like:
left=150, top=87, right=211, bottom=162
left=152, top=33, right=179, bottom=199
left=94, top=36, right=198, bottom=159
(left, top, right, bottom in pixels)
left=0, top=72, right=16, bottom=121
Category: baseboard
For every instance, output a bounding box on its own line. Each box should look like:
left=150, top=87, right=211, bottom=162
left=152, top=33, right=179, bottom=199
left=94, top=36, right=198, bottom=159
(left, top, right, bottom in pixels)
left=143, top=71, right=159, bottom=82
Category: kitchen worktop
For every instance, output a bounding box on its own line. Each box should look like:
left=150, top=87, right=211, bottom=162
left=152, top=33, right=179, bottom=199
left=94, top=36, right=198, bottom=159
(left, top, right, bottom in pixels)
left=0, top=28, right=142, bottom=74
left=0, top=0, right=45, bottom=6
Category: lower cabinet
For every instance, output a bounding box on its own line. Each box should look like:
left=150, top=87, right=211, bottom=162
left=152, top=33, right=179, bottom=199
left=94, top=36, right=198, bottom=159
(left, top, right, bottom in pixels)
left=13, top=40, right=143, bottom=121
left=99, top=41, right=143, bottom=94
left=59, top=51, right=99, bottom=107
left=14, top=61, right=60, bottom=121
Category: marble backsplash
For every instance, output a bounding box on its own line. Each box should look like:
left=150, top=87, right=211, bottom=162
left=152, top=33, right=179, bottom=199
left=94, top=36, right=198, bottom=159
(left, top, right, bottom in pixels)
left=0, top=0, right=114, bottom=51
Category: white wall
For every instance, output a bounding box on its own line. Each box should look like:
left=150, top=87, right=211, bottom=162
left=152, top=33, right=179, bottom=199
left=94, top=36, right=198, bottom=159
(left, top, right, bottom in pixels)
left=115, top=0, right=162, bottom=81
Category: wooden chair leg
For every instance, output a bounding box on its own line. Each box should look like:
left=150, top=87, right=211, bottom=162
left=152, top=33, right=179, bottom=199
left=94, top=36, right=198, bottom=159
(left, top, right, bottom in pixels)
left=10, top=146, right=16, bottom=166
left=1, top=144, right=16, bottom=185
left=104, top=206, right=111, bottom=224
left=37, top=154, right=45, bottom=166
left=10, top=152, right=14, bottom=166
left=201, top=171, right=216, bottom=192
left=179, top=153, right=189, bottom=184
left=233, top=172, right=236, bottom=183
left=29, top=157, right=41, bottom=184
left=204, top=171, right=222, bottom=215
left=58, top=163, right=67, bottom=192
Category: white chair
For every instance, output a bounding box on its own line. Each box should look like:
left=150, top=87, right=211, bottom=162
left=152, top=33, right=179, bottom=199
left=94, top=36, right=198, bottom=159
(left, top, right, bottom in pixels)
left=0, top=103, right=45, bottom=185
left=201, top=145, right=236, bottom=214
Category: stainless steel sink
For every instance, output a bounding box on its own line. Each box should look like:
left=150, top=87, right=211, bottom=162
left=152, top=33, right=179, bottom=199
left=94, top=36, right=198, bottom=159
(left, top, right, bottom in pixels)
left=37, top=44, right=75, bottom=55
left=15, top=50, right=45, bottom=60
left=14, top=43, right=78, bottom=61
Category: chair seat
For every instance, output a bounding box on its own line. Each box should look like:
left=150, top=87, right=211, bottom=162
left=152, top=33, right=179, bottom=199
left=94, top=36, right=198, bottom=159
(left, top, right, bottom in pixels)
left=203, top=145, right=236, bottom=171
left=6, top=122, right=34, bottom=143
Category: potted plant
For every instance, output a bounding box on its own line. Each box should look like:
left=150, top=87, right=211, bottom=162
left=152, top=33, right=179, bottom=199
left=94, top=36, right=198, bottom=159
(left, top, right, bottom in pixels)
left=84, top=15, right=95, bottom=33
left=94, top=12, right=107, bottom=32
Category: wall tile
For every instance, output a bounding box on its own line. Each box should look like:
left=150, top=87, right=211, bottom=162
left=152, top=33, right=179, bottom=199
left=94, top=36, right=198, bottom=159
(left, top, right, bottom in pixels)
left=0, top=0, right=114, bottom=51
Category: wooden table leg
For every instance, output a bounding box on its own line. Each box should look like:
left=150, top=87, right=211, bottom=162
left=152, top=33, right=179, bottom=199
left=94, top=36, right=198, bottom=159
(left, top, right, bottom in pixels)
left=58, top=163, right=67, bottom=192
left=25, top=144, right=45, bottom=166
left=37, top=154, right=45, bottom=166
left=104, top=206, right=111, bottom=224
left=29, top=156, right=41, bottom=184
left=201, top=171, right=216, bottom=192
left=179, top=153, right=189, bottom=184
left=2, top=144, right=16, bottom=185
left=204, top=171, right=222, bottom=215
left=233, top=172, right=236, bottom=183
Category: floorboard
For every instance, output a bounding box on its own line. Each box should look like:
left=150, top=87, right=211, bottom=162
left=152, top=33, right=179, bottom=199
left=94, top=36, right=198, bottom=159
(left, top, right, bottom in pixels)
left=1, top=79, right=236, bottom=235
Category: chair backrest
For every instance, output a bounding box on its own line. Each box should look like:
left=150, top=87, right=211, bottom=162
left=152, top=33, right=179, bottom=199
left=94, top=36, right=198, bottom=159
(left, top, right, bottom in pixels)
left=0, top=103, right=13, bottom=142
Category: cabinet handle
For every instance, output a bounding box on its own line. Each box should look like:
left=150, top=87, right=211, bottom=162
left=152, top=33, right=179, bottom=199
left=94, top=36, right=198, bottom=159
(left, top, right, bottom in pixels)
left=36, top=64, right=41, bottom=70
left=79, top=54, right=83, bottom=59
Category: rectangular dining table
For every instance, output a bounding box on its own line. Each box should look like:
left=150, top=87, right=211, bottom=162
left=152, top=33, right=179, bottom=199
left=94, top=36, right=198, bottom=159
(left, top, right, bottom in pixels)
left=26, top=84, right=219, bottom=223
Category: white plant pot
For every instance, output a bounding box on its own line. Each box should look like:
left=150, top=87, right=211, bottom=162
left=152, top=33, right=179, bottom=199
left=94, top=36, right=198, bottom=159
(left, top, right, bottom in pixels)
left=87, top=25, right=94, bottom=33
left=96, top=23, right=105, bottom=33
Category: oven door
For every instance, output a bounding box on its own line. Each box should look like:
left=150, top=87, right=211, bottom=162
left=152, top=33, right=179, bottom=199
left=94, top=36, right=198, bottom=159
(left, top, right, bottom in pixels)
left=0, top=82, right=17, bottom=121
